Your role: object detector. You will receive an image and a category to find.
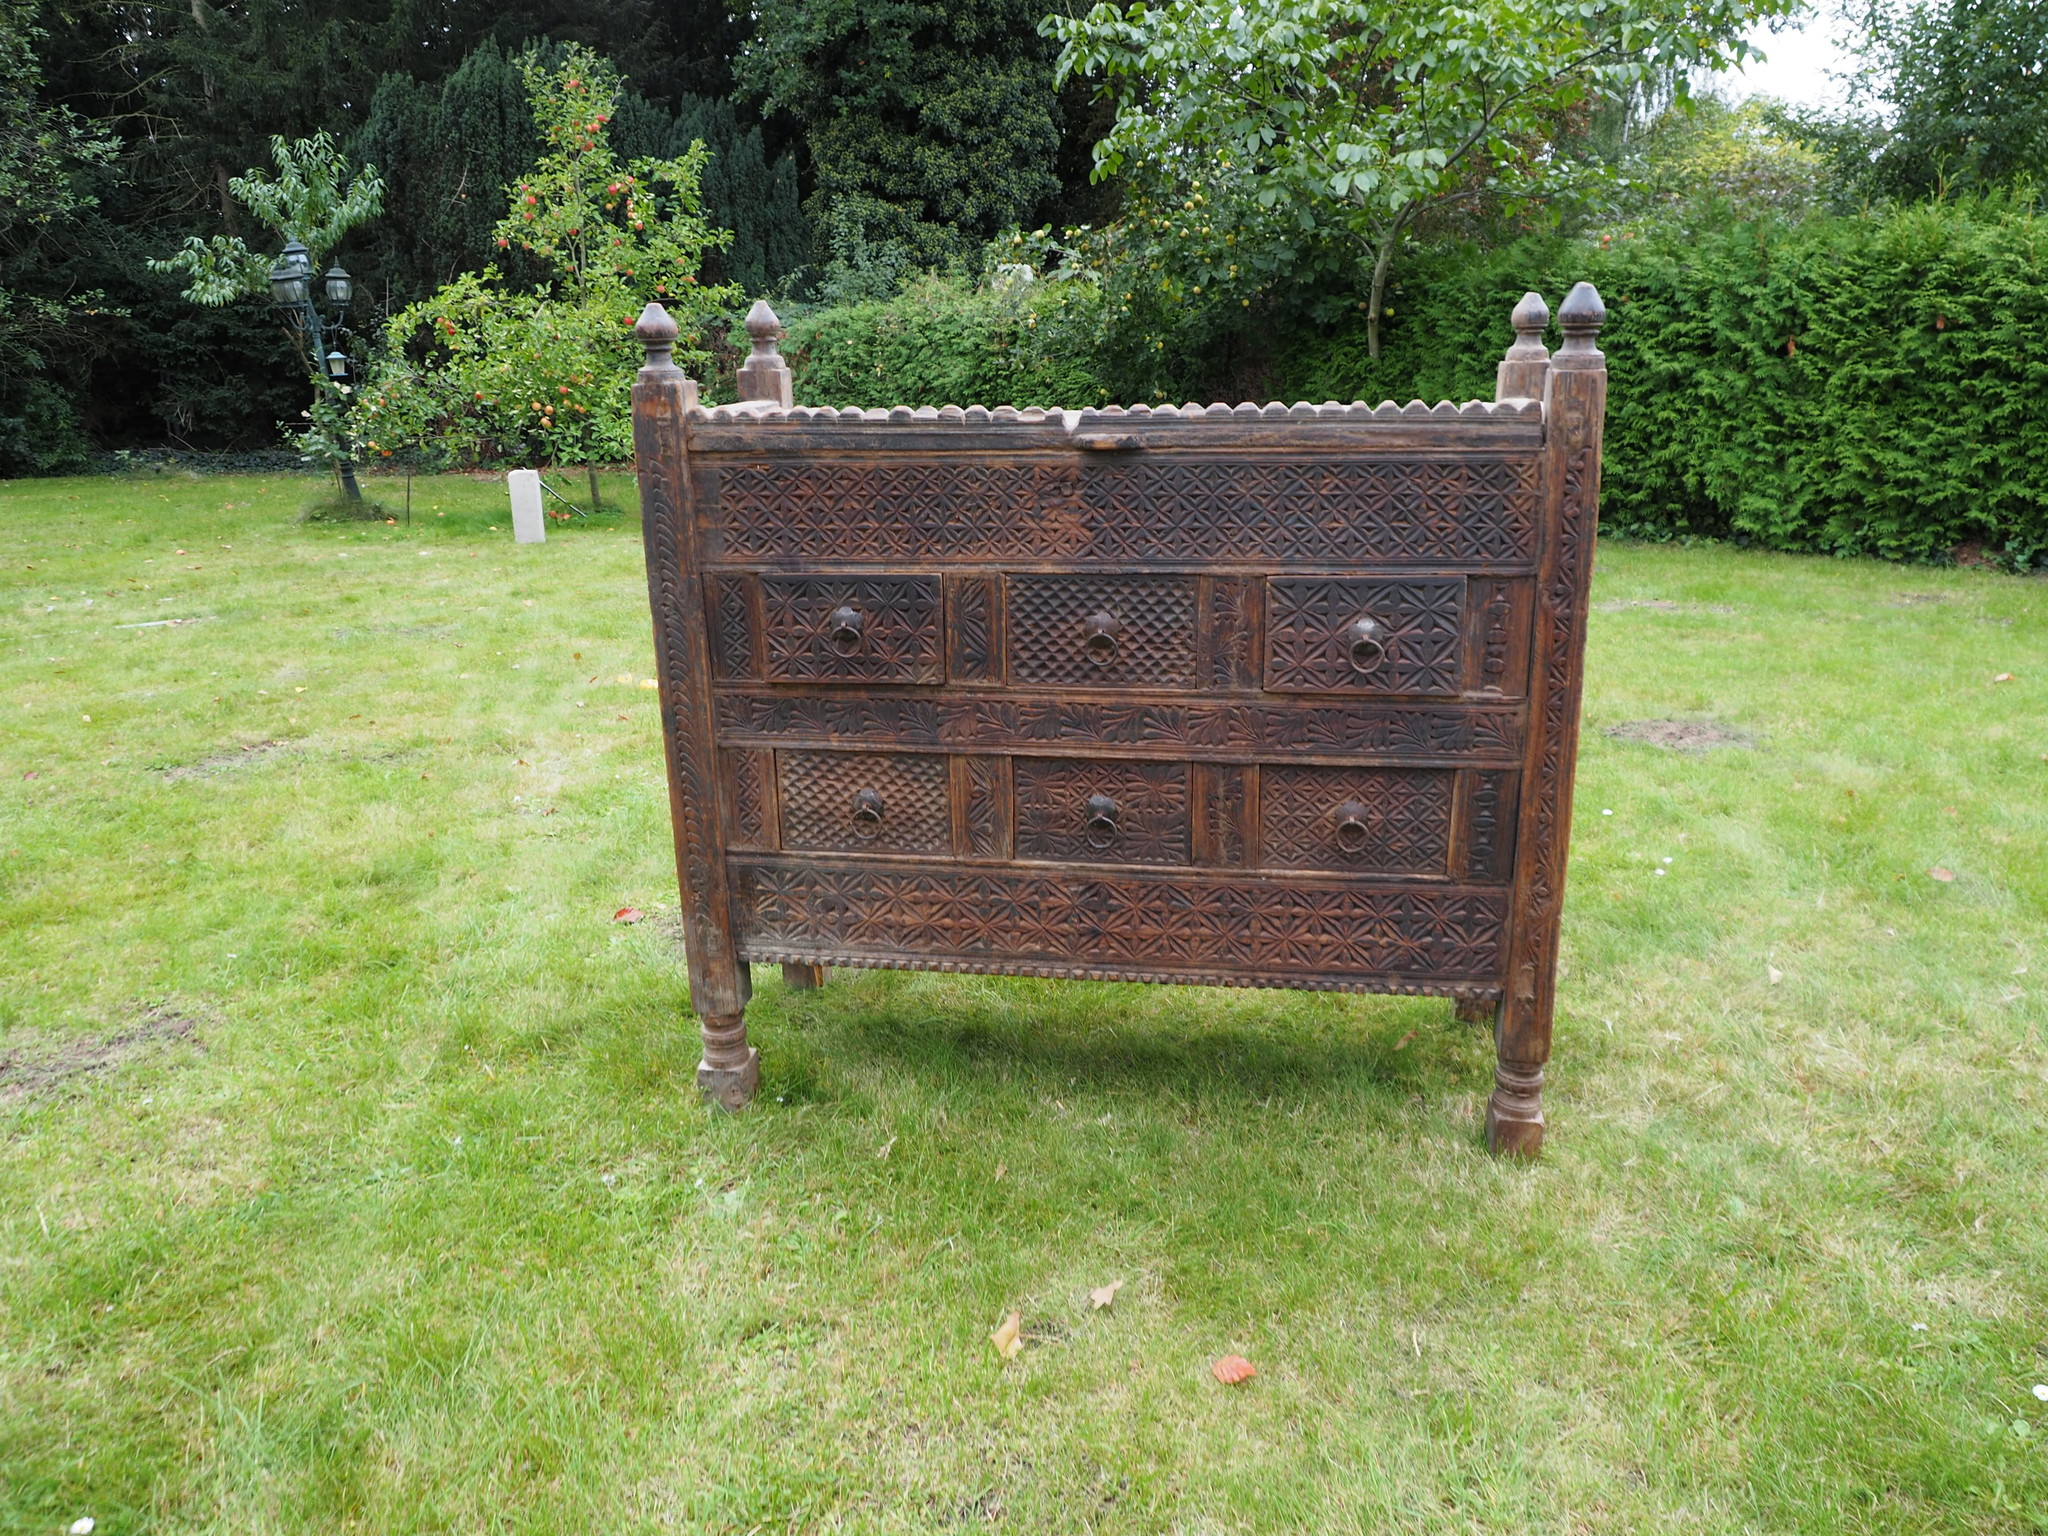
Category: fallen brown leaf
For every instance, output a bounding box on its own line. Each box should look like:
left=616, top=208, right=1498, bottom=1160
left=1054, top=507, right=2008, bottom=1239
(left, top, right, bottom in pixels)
left=1089, top=1281, right=1124, bottom=1310
left=1393, top=1031, right=1416, bottom=1051
left=1992, top=673, right=2016, bottom=683
left=1212, top=1354, right=1257, bottom=1385
left=614, top=906, right=645, bottom=923
left=992, top=1162, right=1006, bottom=1182
left=1928, top=867, right=1955, bottom=883
left=991, top=1311, right=1023, bottom=1361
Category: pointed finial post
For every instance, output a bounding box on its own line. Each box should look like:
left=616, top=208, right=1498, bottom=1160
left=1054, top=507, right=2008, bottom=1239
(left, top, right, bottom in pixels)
left=1496, top=291, right=1551, bottom=401
left=735, top=298, right=793, bottom=408
left=636, top=302, right=680, bottom=372
left=1556, top=282, right=1607, bottom=357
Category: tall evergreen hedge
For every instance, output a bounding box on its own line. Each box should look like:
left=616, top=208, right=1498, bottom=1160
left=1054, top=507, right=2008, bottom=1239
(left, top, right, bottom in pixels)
left=788, top=198, right=2048, bottom=567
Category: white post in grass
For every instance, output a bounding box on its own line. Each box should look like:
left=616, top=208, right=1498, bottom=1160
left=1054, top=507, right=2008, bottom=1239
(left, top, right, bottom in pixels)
left=508, top=469, right=545, bottom=543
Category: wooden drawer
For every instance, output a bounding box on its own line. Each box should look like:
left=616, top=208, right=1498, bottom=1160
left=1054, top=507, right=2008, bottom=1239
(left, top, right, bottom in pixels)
left=760, top=575, right=942, bottom=684
left=1258, top=765, right=1454, bottom=875
left=1013, top=757, right=1191, bottom=865
left=1007, top=575, right=1199, bottom=689
left=778, top=749, right=951, bottom=853
left=1265, top=576, right=1467, bottom=696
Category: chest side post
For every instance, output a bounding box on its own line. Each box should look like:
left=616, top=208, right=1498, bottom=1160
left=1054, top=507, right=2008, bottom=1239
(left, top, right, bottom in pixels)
left=632, top=303, right=757, bottom=1108
left=1489, top=283, right=1607, bottom=1156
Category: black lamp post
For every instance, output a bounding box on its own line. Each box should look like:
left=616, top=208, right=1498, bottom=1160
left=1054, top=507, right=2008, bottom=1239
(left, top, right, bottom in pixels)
left=268, top=238, right=363, bottom=501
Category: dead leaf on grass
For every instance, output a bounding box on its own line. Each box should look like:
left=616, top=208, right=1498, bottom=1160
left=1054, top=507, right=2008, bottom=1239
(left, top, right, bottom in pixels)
left=1768, top=966, right=1783, bottom=986
left=1090, top=1281, right=1124, bottom=1310
left=1393, top=1031, right=1416, bottom=1050
left=614, top=906, right=645, bottom=923
left=1992, top=673, right=2016, bottom=683
left=1929, top=868, right=1955, bottom=883
left=1212, top=1355, right=1257, bottom=1385
left=877, top=1136, right=896, bottom=1160
left=991, top=1311, right=1023, bottom=1361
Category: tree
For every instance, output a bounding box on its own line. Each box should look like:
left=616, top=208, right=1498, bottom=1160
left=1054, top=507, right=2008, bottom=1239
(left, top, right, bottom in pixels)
left=361, top=45, right=736, bottom=504
left=1051, top=0, right=1789, bottom=357
left=736, top=0, right=1069, bottom=285
left=1853, top=0, right=2048, bottom=197
left=0, top=0, right=118, bottom=471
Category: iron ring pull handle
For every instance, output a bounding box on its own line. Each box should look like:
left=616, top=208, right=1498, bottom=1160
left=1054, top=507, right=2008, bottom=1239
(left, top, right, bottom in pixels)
left=850, top=787, right=886, bottom=838
left=1334, top=799, right=1373, bottom=854
left=1084, top=793, right=1121, bottom=849
left=1082, top=610, right=1121, bottom=668
left=1346, top=615, right=1386, bottom=673
left=826, top=604, right=864, bottom=656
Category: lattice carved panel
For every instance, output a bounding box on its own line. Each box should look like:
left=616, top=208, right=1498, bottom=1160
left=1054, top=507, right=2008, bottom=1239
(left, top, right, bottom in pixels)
left=778, top=750, right=951, bottom=854
left=761, top=576, right=942, bottom=684
left=734, top=862, right=1509, bottom=981
left=1259, top=766, right=1453, bottom=874
left=712, top=457, right=1540, bottom=565
left=1013, top=758, right=1190, bottom=866
left=1266, top=577, right=1466, bottom=696
left=1008, top=575, right=1197, bottom=688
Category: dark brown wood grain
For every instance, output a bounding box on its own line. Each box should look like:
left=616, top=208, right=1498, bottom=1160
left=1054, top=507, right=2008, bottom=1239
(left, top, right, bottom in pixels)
left=631, top=288, right=1604, bottom=1153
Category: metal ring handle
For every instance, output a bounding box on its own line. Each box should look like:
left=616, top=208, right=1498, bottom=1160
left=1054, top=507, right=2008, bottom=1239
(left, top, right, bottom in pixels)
left=1335, top=799, right=1372, bottom=853
left=826, top=604, right=864, bottom=656
left=851, top=787, right=885, bottom=838
left=1082, top=611, right=1121, bottom=669
left=1346, top=616, right=1386, bottom=673
left=1083, top=792, right=1120, bottom=849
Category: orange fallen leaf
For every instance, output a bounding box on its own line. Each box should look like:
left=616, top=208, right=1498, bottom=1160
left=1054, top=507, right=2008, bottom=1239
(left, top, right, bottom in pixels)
left=1393, top=1031, right=1416, bottom=1050
left=1212, top=1354, right=1257, bottom=1385
left=614, top=906, right=644, bottom=923
left=1090, top=1281, right=1124, bottom=1310
left=1992, top=673, right=2016, bottom=683
left=991, top=1311, right=1023, bottom=1361
left=1928, top=868, right=1955, bottom=883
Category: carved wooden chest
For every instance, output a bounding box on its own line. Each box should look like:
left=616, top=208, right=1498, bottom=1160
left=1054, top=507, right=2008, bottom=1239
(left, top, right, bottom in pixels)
left=631, top=285, right=1608, bottom=1154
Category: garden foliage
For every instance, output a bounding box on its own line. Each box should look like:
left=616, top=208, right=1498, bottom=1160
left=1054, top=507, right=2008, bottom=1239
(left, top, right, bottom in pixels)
left=361, top=47, right=736, bottom=472
left=791, top=196, right=2048, bottom=568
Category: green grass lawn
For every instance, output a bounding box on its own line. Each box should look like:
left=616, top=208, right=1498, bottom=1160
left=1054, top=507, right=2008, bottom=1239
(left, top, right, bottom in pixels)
left=2, top=470, right=2046, bottom=1535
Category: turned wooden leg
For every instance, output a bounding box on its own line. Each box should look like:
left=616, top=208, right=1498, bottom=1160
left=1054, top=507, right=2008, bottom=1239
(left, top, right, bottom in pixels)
left=1485, top=1058, right=1544, bottom=1156
left=696, top=1010, right=759, bottom=1110
left=1454, top=995, right=1498, bottom=1026
left=781, top=962, right=825, bottom=990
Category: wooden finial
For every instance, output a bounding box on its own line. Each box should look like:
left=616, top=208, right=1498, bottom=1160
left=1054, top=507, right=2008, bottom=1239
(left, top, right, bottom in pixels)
left=1495, top=291, right=1551, bottom=401
left=635, top=302, right=680, bottom=371
left=1557, top=282, right=1607, bottom=355
left=736, top=298, right=793, bottom=408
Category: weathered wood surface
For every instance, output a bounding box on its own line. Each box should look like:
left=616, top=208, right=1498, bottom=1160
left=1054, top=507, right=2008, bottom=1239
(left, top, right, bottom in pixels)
left=631, top=286, right=1607, bottom=1153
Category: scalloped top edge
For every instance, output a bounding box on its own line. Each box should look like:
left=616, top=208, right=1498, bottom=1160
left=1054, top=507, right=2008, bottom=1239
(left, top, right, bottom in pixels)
left=691, top=398, right=1543, bottom=425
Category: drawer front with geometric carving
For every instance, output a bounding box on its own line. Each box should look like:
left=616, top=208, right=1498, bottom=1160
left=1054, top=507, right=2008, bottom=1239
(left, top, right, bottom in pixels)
left=1265, top=577, right=1467, bottom=696
left=761, top=576, right=943, bottom=684
left=1258, top=765, right=1455, bottom=875
left=778, top=750, right=951, bottom=854
left=1008, top=575, right=1198, bottom=689
left=1013, top=757, right=1191, bottom=866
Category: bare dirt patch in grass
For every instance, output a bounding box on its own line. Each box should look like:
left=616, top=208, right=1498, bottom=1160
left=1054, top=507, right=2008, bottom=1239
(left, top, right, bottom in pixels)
left=157, top=739, right=292, bottom=782
left=1604, top=718, right=1755, bottom=752
left=0, top=1004, right=203, bottom=1103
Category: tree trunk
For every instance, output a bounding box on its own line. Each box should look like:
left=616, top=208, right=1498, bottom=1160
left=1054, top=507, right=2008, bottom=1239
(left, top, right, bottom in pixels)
left=586, top=461, right=603, bottom=512
left=1366, top=232, right=1400, bottom=362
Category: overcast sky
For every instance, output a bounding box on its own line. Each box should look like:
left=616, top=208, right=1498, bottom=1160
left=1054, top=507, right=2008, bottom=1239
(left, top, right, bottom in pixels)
left=1719, top=7, right=1863, bottom=112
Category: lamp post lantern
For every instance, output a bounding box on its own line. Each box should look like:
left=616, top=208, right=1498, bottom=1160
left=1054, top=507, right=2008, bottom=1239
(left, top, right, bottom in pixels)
left=268, top=238, right=362, bottom=502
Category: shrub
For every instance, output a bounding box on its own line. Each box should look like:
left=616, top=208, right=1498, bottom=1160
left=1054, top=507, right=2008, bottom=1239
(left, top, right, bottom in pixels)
left=785, top=273, right=1107, bottom=409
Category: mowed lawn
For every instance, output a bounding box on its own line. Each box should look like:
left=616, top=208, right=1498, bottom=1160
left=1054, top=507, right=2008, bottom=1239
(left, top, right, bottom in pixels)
left=2, top=470, right=2046, bottom=1536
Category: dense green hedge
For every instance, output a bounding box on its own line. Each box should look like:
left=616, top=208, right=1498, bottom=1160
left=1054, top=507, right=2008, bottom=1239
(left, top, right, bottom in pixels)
left=786, top=198, right=2048, bottom=567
